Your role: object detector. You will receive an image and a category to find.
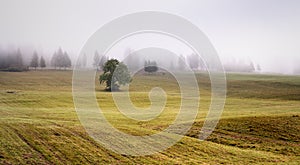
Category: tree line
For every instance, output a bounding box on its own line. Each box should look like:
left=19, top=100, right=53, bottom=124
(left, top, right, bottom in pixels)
left=123, top=52, right=261, bottom=73
left=1, top=46, right=262, bottom=73
left=0, top=48, right=26, bottom=71
left=29, top=51, right=46, bottom=70
left=0, top=47, right=72, bottom=71
left=50, top=47, right=72, bottom=70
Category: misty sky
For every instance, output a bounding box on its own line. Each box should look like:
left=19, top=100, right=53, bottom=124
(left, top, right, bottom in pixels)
left=0, top=0, right=299, bottom=74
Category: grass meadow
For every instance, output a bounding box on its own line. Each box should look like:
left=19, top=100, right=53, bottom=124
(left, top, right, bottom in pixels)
left=0, top=70, right=299, bottom=164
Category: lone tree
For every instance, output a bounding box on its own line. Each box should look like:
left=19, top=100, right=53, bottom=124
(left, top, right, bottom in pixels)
left=144, top=60, right=158, bottom=73
left=40, top=56, right=46, bottom=69
left=30, top=51, right=39, bottom=70
left=99, top=59, right=131, bottom=91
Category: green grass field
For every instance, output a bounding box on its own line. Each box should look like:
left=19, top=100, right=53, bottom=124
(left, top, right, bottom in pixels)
left=0, top=70, right=299, bottom=164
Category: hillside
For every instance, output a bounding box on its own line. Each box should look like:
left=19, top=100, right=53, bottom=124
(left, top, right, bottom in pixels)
left=0, top=71, right=299, bottom=164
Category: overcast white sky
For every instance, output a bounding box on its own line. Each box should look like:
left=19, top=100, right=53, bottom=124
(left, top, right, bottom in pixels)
left=0, top=0, right=299, bottom=74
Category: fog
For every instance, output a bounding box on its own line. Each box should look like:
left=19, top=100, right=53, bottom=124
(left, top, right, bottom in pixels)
left=0, top=0, right=299, bottom=74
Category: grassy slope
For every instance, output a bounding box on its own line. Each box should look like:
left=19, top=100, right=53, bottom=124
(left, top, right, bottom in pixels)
left=0, top=70, right=299, bottom=164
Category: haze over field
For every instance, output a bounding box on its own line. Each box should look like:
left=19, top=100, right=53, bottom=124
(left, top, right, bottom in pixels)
left=1, top=1, right=300, bottom=164
left=0, top=0, right=300, bottom=74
